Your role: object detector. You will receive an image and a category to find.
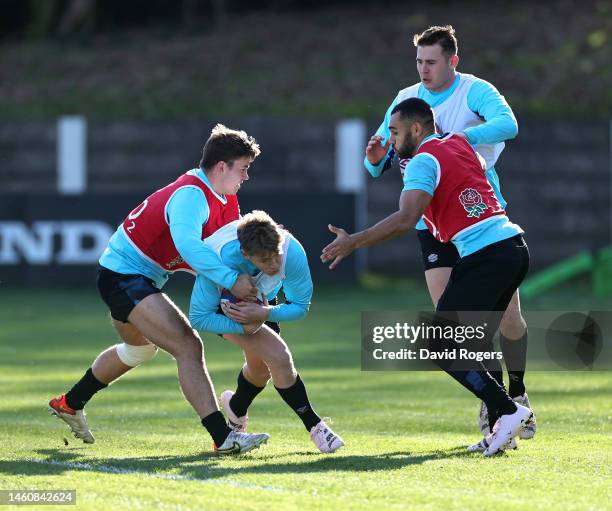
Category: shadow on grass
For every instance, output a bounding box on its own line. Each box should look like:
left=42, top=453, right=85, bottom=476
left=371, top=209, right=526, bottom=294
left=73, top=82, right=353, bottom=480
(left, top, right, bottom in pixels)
left=0, top=446, right=475, bottom=480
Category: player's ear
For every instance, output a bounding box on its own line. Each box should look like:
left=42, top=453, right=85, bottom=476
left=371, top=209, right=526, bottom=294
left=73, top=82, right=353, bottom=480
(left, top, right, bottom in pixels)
left=212, top=160, right=225, bottom=175
left=450, top=54, right=459, bottom=69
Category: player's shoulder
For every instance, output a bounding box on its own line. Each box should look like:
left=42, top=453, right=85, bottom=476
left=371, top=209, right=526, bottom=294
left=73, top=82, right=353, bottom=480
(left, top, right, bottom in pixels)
left=460, top=73, right=499, bottom=94
left=397, top=82, right=422, bottom=102
left=284, top=230, right=303, bottom=253
left=284, top=232, right=308, bottom=263
left=180, top=169, right=208, bottom=189
left=402, top=154, right=437, bottom=187
left=166, top=180, right=208, bottom=217
left=409, top=151, right=440, bottom=170
left=170, top=173, right=208, bottom=201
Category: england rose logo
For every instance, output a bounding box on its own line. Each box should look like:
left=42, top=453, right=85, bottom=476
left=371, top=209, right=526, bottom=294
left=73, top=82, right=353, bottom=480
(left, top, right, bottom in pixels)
left=459, top=188, right=487, bottom=217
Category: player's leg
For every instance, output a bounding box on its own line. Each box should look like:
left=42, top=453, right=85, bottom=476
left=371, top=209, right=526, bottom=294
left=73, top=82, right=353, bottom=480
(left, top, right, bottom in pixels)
left=217, top=303, right=273, bottom=433
left=66, top=320, right=155, bottom=405
left=126, top=292, right=269, bottom=453
left=49, top=269, right=159, bottom=443
left=219, top=353, right=270, bottom=432
left=54, top=267, right=160, bottom=401
left=423, top=267, right=452, bottom=308
left=53, top=267, right=268, bottom=453
left=224, top=325, right=344, bottom=453
left=482, top=239, right=534, bottom=453
left=49, top=320, right=157, bottom=444
left=418, top=229, right=505, bottom=436
left=126, top=293, right=269, bottom=453
left=499, top=290, right=528, bottom=397
left=420, top=230, right=504, bottom=380
left=434, top=235, right=532, bottom=455
left=241, top=352, right=272, bottom=387
left=499, top=286, right=536, bottom=438
left=126, top=293, right=216, bottom=416
left=418, top=229, right=456, bottom=307
left=91, top=320, right=155, bottom=382
left=225, top=325, right=306, bottom=412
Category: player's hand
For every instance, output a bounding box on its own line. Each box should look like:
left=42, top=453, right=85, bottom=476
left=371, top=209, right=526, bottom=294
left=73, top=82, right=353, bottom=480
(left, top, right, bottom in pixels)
left=223, top=301, right=270, bottom=323
left=230, top=273, right=258, bottom=302
left=321, top=224, right=355, bottom=270
left=365, top=135, right=391, bottom=165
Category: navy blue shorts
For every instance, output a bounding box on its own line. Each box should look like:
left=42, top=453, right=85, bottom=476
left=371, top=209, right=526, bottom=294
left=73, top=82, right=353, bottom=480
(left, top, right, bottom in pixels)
left=96, top=265, right=161, bottom=323
left=417, top=229, right=460, bottom=270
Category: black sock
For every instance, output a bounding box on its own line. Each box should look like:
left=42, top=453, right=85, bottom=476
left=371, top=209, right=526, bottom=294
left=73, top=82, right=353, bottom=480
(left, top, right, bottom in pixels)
left=500, top=332, right=528, bottom=398
left=482, top=339, right=505, bottom=389
left=275, top=374, right=321, bottom=431
left=201, top=411, right=232, bottom=447
left=488, top=369, right=504, bottom=389
left=478, top=372, right=517, bottom=420
left=448, top=369, right=516, bottom=423
left=229, top=370, right=266, bottom=417
left=65, top=368, right=108, bottom=410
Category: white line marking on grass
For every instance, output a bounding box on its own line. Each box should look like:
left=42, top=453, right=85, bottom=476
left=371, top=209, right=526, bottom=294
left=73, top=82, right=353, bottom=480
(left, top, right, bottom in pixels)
left=27, top=459, right=285, bottom=493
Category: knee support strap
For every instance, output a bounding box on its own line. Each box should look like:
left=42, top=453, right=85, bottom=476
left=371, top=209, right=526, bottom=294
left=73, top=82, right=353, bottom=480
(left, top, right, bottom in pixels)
left=115, top=342, right=158, bottom=367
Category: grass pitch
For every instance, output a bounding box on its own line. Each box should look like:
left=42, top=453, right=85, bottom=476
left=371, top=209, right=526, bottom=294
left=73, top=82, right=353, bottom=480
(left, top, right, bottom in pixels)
left=1, top=281, right=611, bottom=510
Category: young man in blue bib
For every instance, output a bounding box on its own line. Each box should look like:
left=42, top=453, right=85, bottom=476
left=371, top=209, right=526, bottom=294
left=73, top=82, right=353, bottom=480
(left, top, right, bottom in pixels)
left=190, top=210, right=344, bottom=454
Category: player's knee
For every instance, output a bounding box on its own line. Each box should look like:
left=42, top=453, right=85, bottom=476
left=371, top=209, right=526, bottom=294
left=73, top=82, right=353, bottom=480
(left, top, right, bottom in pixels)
left=115, top=342, right=158, bottom=367
left=268, top=347, right=294, bottom=375
left=177, top=331, right=204, bottom=360
left=251, top=366, right=271, bottom=384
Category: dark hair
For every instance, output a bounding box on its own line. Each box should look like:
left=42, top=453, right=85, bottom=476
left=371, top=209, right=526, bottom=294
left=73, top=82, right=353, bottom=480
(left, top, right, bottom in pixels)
left=391, top=98, right=435, bottom=131
left=199, top=123, right=261, bottom=170
left=413, top=25, right=458, bottom=57
left=237, top=210, right=283, bottom=258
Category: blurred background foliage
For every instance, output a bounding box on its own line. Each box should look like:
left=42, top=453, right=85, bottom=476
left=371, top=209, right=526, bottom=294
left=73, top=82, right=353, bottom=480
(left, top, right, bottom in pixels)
left=1, top=0, right=610, bottom=119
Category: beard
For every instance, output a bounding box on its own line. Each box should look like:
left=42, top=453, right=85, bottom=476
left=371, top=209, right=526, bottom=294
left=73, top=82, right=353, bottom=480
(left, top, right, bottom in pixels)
left=396, top=138, right=416, bottom=159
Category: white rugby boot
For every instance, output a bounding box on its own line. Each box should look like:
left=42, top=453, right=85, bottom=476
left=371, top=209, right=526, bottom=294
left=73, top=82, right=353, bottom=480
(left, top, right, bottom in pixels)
left=467, top=436, right=516, bottom=453
left=214, top=430, right=269, bottom=455
left=513, top=393, right=536, bottom=439
left=310, top=419, right=344, bottom=453
left=478, top=400, right=490, bottom=436
left=483, top=404, right=533, bottom=457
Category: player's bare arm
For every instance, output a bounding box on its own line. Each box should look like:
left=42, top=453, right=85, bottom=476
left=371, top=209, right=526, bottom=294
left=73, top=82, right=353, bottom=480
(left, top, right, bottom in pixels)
left=321, top=189, right=432, bottom=270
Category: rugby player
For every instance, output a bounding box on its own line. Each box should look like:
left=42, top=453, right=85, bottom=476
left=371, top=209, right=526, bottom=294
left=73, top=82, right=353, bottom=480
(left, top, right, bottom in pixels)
left=49, top=124, right=269, bottom=455
left=190, top=211, right=344, bottom=453
left=323, top=98, right=533, bottom=456
left=364, top=25, right=535, bottom=440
